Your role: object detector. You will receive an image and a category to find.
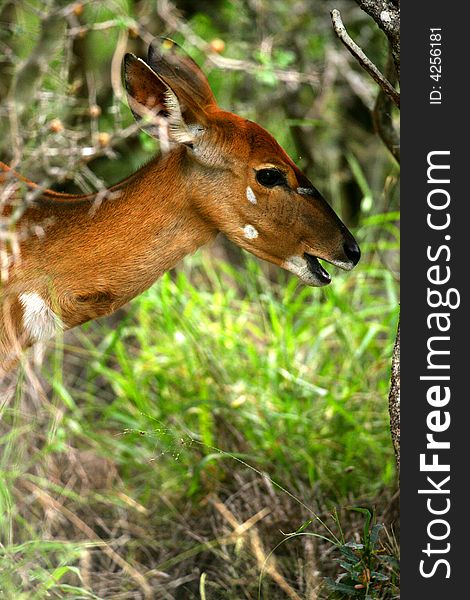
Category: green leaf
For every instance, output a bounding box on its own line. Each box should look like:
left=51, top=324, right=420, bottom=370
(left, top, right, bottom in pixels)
left=338, top=560, right=356, bottom=574
left=370, top=523, right=384, bottom=547
left=345, top=541, right=365, bottom=550
left=371, top=570, right=389, bottom=581
left=349, top=507, right=372, bottom=544
left=324, top=577, right=360, bottom=595
left=340, top=545, right=360, bottom=563
left=281, top=519, right=313, bottom=536
left=44, top=565, right=81, bottom=590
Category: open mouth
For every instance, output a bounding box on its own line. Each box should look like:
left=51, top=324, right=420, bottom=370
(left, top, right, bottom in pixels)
left=304, top=253, right=331, bottom=286
left=284, top=253, right=351, bottom=287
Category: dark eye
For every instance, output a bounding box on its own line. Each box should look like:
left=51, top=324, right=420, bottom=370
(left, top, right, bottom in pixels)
left=256, top=168, right=286, bottom=188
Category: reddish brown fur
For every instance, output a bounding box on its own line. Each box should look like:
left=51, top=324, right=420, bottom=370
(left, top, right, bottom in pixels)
left=0, top=38, right=359, bottom=376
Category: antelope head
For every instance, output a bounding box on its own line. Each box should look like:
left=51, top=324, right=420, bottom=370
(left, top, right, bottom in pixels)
left=124, top=38, right=360, bottom=286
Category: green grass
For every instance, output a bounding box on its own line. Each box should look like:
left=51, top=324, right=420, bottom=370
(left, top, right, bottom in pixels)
left=0, top=214, right=399, bottom=599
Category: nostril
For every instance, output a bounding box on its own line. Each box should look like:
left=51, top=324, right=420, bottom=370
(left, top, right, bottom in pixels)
left=343, top=239, right=361, bottom=265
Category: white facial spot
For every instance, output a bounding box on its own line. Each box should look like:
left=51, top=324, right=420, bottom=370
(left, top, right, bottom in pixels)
left=242, top=224, right=259, bottom=240
left=297, top=187, right=314, bottom=196
left=246, top=186, right=257, bottom=204
left=19, top=292, right=63, bottom=343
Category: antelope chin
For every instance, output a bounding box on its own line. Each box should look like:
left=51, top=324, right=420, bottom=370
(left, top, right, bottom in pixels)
left=284, top=255, right=331, bottom=287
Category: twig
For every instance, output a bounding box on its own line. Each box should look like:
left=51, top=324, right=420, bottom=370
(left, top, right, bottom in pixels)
left=354, top=0, right=400, bottom=76
left=328, top=48, right=376, bottom=111
left=330, top=9, right=400, bottom=108
left=156, top=0, right=319, bottom=86
left=110, top=29, right=129, bottom=102
left=373, top=51, right=400, bottom=162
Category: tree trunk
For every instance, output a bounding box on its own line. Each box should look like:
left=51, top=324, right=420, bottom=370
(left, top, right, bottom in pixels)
left=388, top=322, right=400, bottom=473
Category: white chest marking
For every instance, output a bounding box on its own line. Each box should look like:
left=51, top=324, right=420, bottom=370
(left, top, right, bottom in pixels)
left=246, top=186, right=257, bottom=204
left=19, top=292, right=63, bottom=343
left=242, top=224, right=259, bottom=240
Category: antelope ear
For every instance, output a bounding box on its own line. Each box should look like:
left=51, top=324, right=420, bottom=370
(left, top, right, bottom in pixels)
left=147, top=37, right=217, bottom=112
left=123, top=53, right=204, bottom=146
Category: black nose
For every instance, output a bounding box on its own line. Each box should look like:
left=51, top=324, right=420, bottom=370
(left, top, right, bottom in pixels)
left=343, top=238, right=361, bottom=265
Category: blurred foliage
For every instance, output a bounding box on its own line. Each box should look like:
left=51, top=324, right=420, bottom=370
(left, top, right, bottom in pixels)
left=0, top=0, right=398, bottom=220
left=0, top=0, right=399, bottom=598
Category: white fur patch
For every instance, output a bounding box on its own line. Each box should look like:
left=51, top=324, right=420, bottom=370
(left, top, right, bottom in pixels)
left=297, top=187, right=314, bottom=196
left=284, top=256, right=310, bottom=278
left=163, top=88, right=203, bottom=145
left=283, top=255, right=322, bottom=286
left=242, top=225, right=259, bottom=239
left=246, top=186, right=257, bottom=204
left=19, top=292, right=62, bottom=343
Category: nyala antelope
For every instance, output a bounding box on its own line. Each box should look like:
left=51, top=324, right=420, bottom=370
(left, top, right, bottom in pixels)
left=0, top=38, right=360, bottom=376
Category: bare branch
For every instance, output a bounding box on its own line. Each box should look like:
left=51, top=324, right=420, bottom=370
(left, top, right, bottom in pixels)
left=372, top=51, right=400, bottom=162
left=354, top=0, right=400, bottom=76
left=330, top=9, right=400, bottom=109
left=156, top=0, right=320, bottom=87
left=10, top=14, right=65, bottom=116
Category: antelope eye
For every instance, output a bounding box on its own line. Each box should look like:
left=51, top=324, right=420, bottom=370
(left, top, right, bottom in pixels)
left=255, top=168, right=286, bottom=188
